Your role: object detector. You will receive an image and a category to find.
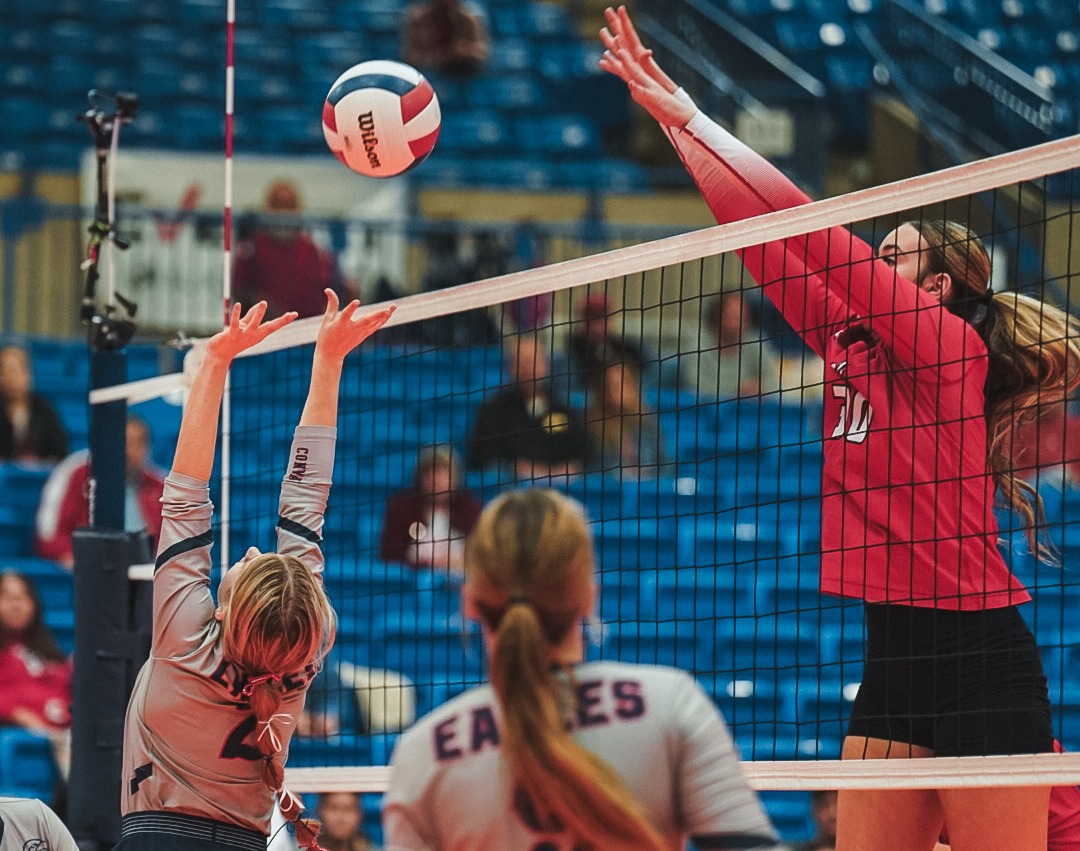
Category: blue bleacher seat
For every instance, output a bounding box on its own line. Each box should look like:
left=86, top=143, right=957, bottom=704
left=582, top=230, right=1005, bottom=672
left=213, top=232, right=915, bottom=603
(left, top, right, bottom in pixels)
left=603, top=620, right=712, bottom=671
left=757, top=791, right=815, bottom=841
left=593, top=518, right=680, bottom=571
left=708, top=675, right=794, bottom=727
left=714, top=617, right=824, bottom=677
left=0, top=729, right=55, bottom=801
left=488, top=38, right=535, bottom=72
left=438, top=111, right=512, bottom=154
left=470, top=75, right=549, bottom=111
left=652, top=565, right=747, bottom=622
left=515, top=114, right=601, bottom=157
left=261, top=0, right=334, bottom=31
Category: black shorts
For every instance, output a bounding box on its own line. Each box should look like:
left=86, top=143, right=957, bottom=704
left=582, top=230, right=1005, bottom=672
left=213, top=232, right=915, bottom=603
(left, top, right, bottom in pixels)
left=114, top=812, right=267, bottom=851
left=846, top=603, right=1054, bottom=757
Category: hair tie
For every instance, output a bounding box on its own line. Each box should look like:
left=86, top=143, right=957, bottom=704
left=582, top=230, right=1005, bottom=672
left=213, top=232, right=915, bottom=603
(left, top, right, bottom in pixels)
left=982, top=288, right=996, bottom=305
left=242, top=673, right=282, bottom=697
left=507, top=594, right=531, bottom=608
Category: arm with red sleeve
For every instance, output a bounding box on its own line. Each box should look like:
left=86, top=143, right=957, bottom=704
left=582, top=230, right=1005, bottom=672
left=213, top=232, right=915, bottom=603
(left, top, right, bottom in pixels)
left=664, top=90, right=973, bottom=375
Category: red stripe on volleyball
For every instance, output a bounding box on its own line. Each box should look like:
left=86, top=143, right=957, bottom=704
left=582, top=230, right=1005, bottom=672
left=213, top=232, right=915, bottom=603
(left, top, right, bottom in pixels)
left=408, top=126, right=440, bottom=159
left=399, top=79, right=434, bottom=125
left=322, top=100, right=338, bottom=134
left=333, top=149, right=348, bottom=166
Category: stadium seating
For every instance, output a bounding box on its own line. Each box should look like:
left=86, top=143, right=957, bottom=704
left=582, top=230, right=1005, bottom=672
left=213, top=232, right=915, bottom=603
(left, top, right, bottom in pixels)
left=5, top=336, right=1080, bottom=842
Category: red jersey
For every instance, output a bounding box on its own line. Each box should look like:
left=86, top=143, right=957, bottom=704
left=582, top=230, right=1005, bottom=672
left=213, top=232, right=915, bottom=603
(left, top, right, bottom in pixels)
left=0, top=639, right=72, bottom=730
left=666, top=94, right=1027, bottom=609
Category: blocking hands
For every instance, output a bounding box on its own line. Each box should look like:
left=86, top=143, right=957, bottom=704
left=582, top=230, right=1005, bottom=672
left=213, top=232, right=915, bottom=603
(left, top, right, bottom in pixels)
left=315, top=289, right=397, bottom=362
left=598, top=5, right=697, bottom=129
left=206, top=301, right=298, bottom=364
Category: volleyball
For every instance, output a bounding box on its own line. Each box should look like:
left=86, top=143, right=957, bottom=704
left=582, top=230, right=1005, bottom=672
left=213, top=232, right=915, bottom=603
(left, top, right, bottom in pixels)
left=321, top=60, right=441, bottom=178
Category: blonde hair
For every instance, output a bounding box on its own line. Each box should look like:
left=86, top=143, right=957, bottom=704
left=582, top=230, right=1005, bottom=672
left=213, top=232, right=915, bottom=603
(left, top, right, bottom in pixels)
left=465, top=489, right=666, bottom=851
left=909, top=220, right=1080, bottom=557
left=221, top=553, right=336, bottom=848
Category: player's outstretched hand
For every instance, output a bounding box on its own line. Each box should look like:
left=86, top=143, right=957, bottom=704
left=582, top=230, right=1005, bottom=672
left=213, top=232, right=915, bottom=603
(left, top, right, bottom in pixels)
left=206, top=302, right=297, bottom=363
left=599, top=5, right=696, bottom=129
left=314, top=289, right=396, bottom=363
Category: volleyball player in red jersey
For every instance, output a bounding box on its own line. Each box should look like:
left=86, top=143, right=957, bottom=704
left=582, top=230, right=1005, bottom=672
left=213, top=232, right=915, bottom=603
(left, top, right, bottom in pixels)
left=600, top=7, right=1080, bottom=850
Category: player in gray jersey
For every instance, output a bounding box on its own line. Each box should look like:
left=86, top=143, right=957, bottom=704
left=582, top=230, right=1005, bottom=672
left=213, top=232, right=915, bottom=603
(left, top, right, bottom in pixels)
left=117, top=293, right=394, bottom=851
left=384, top=488, right=781, bottom=851
left=0, top=797, right=78, bottom=851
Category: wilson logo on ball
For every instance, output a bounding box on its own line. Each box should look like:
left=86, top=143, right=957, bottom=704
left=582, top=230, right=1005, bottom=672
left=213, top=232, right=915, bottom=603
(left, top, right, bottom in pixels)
left=322, top=60, right=441, bottom=178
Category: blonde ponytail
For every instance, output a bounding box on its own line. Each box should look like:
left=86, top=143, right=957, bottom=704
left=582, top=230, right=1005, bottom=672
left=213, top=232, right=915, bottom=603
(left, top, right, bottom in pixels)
left=467, top=490, right=667, bottom=851
left=983, top=291, right=1080, bottom=557
left=223, top=553, right=336, bottom=851
left=908, top=221, right=1080, bottom=559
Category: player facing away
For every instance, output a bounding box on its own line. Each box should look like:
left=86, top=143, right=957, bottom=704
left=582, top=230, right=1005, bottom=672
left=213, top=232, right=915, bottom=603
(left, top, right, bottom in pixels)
left=599, top=7, right=1080, bottom=851
left=383, top=488, right=781, bottom=851
left=116, top=293, right=394, bottom=851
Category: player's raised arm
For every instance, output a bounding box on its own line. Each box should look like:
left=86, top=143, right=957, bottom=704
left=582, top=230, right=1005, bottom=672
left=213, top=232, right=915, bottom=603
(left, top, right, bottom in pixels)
left=154, top=302, right=295, bottom=657
left=276, top=290, right=395, bottom=572
left=172, top=301, right=297, bottom=482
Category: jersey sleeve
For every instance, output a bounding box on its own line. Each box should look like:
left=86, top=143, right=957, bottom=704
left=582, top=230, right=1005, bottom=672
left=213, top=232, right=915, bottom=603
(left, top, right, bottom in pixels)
left=152, top=472, right=216, bottom=659
left=672, top=675, right=781, bottom=847
left=37, top=799, right=80, bottom=851
left=667, top=96, right=973, bottom=373
left=383, top=729, right=437, bottom=850
left=276, top=425, right=336, bottom=580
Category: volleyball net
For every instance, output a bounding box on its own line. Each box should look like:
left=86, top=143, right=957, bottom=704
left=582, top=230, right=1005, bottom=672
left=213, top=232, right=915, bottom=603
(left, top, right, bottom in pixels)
left=95, top=136, right=1080, bottom=823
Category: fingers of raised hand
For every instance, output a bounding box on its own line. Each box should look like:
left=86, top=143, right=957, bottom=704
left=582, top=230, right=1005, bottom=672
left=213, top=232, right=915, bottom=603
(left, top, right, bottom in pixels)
left=322, top=288, right=341, bottom=319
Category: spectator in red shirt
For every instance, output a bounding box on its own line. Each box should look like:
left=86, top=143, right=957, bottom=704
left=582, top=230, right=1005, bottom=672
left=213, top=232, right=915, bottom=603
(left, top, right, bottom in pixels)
left=34, top=416, right=164, bottom=569
left=380, top=447, right=481, bottom=572
left=0, top=570, right=72, bottom=782
left=0, top=345, right=68, bottom=465
left=0, top=571, right=70, bottom=734
left=233, top=180, right=347, bottom=319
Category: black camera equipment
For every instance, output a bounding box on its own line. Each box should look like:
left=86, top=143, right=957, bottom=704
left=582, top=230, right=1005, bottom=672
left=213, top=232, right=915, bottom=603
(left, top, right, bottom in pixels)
left=78, top=89, right=140, bottom=352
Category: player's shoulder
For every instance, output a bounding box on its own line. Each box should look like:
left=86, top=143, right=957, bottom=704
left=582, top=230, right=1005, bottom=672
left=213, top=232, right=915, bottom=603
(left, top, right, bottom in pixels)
left=577, top=659, right=699, bottom=688
left=0, top=795, right=55, bottom=826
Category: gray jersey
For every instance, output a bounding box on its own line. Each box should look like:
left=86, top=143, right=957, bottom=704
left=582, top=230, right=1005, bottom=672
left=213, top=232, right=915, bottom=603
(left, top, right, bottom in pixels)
left=121, top=426, right=336, bottom=835
left=0, top=797, right=78, bottom=851
left=383, top=661, right=780, bottom=850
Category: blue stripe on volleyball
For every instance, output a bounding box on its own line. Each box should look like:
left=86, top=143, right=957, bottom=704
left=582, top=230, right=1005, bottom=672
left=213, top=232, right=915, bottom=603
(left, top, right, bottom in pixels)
left=327, top=74, right=415, bottom=105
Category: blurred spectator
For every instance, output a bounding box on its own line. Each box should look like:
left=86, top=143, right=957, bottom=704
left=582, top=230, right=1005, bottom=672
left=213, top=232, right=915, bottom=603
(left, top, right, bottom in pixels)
left=586, top=356, right=670, bottom=479
left=379, top=447, right=482, bottom=572
left=683, top=291, right=782, bottom=399
left=414, top=230, right=499, bottom=347
left=0, top=571, right=72, bottom=779
left=316, top=793, right=375, bottom=851
left=468, top=334, right=590, bottom=478
left=503, top=222, right=554, bottom=333
left=401, top=0, right=490, bottom=77
left=297, top=647, right=356, bottom=738
left=0, top=345, right=68, bottom=464
left=567, top=293, right=650, bottom=387
left=793, top=790, right=837, bottom=851
left=34, top=416, right=165, bottom=570
left=0, top=796, right=78, bottom=851
left=233, top=180, right=348, bottom=318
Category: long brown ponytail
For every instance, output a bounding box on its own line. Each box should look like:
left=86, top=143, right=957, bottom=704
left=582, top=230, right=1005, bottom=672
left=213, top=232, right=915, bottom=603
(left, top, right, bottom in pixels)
left=223, top=553, right=336, bottom=849
left=910, top=220, right=1080, bottom=556
left=465, top=490, right=667, bottom=851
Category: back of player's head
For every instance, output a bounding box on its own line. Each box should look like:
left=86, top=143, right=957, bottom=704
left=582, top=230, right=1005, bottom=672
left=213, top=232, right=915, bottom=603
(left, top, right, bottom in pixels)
left=221, top=552, right=335, bottom=849
left=905, top=219, right=991, bottom=301
left=463, top=489, right=665, bottom=851
left=221, top=552, right=334, bottom=677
